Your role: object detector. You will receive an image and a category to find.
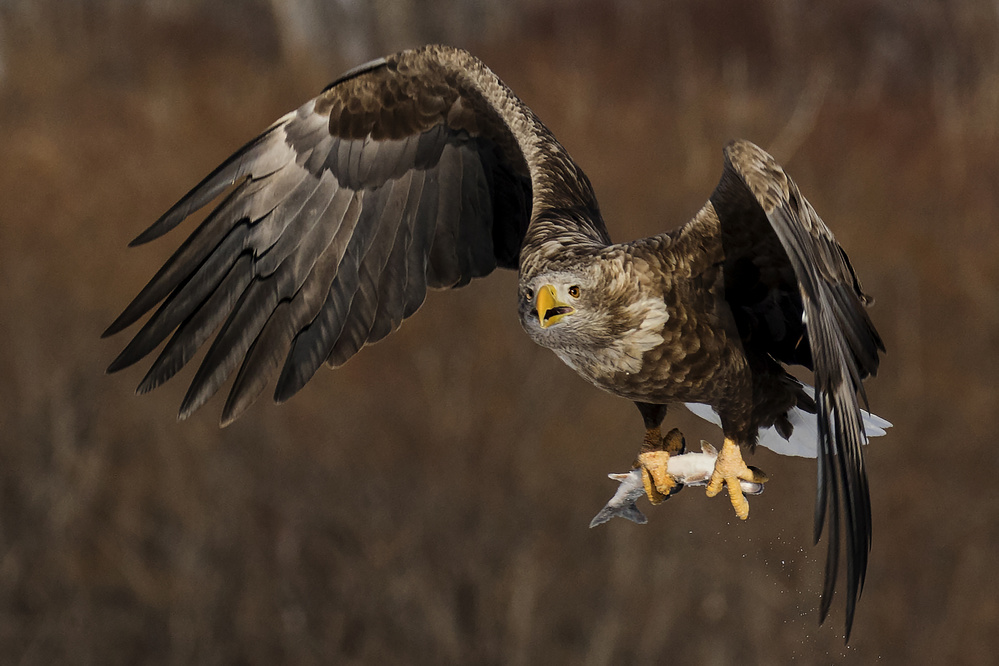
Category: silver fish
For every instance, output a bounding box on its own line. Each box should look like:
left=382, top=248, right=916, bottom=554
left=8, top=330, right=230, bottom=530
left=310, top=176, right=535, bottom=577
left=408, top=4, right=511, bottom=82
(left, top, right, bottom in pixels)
left=589, top=441, right=765, bottom=528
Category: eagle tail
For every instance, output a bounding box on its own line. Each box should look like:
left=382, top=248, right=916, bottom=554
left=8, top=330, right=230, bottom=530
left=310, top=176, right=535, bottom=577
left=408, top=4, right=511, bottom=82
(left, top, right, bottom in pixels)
left=683, top=388, right=891, bottom=459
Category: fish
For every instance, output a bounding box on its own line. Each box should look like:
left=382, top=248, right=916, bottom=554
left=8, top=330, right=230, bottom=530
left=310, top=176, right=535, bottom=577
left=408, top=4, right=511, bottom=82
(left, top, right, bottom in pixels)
left=589, top=441, right=766, bottom=528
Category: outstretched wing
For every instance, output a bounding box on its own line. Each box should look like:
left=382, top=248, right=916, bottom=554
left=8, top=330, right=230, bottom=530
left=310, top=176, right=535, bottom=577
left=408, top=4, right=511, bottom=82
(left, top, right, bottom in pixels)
left=709, top=140, right=884, bottom=639
left=104, top=46, right=604, bottom=425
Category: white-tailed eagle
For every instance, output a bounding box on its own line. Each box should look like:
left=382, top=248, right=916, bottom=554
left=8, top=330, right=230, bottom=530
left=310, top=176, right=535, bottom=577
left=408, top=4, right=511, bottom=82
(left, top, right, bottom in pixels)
left=104, top=45, right=887, bottom=639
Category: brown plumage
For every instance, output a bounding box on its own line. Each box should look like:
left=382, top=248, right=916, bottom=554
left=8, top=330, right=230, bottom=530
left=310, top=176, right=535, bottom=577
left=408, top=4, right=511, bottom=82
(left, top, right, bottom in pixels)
left=104, top=45, right=885, bottom=639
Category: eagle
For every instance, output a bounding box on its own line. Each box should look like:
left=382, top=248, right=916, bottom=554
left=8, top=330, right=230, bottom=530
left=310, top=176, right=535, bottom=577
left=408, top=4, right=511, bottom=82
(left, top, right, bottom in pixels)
left=104, top=45, right=886, bottom=639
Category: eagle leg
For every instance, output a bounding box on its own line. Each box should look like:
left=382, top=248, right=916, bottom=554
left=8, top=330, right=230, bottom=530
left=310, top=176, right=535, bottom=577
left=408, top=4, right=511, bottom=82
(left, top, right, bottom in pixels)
left=636, top=427, right=686, bottom=505
left=705, top=438, right=768, bottom=519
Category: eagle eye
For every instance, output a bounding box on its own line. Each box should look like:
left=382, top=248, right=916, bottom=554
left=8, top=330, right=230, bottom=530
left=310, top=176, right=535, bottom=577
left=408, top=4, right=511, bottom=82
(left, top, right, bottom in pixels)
left=525, top=288, right=534, bottom=301
left=568, top=285, right=581, bottom=298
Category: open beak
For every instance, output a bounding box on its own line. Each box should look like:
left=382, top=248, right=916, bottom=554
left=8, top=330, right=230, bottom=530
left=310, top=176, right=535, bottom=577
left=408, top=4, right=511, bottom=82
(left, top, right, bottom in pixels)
left=537, top=284, right=574, bottom=328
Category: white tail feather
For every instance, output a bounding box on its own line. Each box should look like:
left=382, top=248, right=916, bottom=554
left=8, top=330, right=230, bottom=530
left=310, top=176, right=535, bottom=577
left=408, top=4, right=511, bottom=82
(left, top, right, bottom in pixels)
left=683, top=386, right=892, bottom=459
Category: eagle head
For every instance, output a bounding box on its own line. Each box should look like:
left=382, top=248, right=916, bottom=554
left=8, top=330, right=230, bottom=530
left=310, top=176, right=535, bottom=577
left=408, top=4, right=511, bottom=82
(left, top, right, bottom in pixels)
left=518, top=258, right=670, bottom=376
left=518, top=267, right=599, bottom=344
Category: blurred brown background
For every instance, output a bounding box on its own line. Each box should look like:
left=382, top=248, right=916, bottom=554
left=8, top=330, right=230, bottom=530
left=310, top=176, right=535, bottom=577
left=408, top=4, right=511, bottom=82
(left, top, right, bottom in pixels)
left=1, top=0, right=997, bottom=663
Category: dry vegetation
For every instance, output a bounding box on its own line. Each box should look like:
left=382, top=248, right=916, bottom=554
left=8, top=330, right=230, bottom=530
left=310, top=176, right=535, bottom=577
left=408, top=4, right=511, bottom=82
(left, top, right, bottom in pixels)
left=1, top=0, right=997, bottom=663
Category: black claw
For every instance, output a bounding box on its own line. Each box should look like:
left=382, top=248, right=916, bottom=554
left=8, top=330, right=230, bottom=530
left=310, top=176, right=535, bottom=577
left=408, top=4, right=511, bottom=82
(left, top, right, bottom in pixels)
left=662, top=482, right=685, bottom=500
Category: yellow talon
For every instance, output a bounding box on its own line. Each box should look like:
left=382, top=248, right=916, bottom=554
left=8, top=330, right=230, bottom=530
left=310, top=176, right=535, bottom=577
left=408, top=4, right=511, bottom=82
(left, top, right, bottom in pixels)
left=636, top=427, right=686, bottom=504
left=706, top=438, right=758, bottom=520
left=637, top=450, right=676, bottom=505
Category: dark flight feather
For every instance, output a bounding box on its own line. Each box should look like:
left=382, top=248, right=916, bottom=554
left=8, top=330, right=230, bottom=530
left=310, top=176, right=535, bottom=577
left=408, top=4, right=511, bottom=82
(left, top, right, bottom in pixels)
left=707, top=140, right=883, bottom=640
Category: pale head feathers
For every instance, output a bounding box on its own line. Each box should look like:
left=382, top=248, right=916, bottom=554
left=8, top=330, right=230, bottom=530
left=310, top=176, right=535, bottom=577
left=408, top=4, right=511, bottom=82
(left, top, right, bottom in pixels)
left=518, top=247, right=670, bottom=377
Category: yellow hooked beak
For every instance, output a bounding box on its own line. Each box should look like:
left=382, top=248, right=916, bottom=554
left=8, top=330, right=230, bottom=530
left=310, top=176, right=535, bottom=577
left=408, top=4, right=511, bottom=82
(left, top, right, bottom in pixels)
left=536, top=284, right=574, bottom=328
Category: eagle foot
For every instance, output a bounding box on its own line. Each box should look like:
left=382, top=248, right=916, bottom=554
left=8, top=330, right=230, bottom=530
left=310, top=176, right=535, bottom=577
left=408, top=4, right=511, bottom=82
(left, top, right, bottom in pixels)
left=705, top=438, right=768, bottom=519
left=636, top=427, right=687, bottom=505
